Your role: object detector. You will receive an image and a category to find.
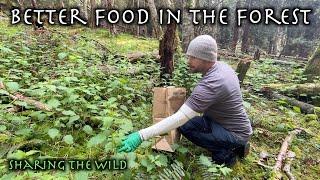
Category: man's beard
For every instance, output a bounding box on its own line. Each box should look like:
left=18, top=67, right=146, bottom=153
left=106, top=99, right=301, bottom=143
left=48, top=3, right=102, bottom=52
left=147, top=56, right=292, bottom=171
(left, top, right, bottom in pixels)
left=188, top=67, right=200, bottom=73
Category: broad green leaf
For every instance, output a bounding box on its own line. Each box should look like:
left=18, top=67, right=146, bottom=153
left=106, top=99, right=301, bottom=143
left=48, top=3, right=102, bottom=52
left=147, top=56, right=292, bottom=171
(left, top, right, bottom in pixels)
left=7, top=150, right=26, bottom=159
left=67, top=115, right=80, bottom=127
left=120, top=105, right=128, bottom=111
left=69, top=115, right=80, bottom=122
left=83, top=125, right=93, bottom=135
left=75, top=171, right=89, bottom=180
left=157, top=154, right=168, bottom=167
left=5, top=82, right=20, bottom=91
left=292, top=106, right=301, bottom=113
left=15, top=128, right=32, bottom=136
left=47, top=98, right=61, bottom=109
left=87, top=104, right=98, bottom=110
left=220, top=167, right=232, bottom=176
left=63, top=135, right=74, bottom=144
left=62, top=110, right=76, bottom=116
left=58, top=52, right=68, bottom=60
left=48, top=128, right=60, bottom=139
left=25, top=150, right=40, bottom=156
left=199, top=154, right=212, bottom=167
left=0, top=125, right=6, bottom=132
left=0, top=89, right=9, bottom=95
left=102, top=117, right=113, bottom=128
left=87, top=134, right=106, bottom=147
left=208, top=167, right=218, bottom=173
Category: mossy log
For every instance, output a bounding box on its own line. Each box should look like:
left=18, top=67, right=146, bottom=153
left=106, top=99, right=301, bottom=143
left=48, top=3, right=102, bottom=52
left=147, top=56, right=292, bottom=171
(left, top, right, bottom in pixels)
left=126, top=50, right=160, bottom=62
left=262, top=83, right=320, bottom=96
left=261, top=87, right=317, bottom=114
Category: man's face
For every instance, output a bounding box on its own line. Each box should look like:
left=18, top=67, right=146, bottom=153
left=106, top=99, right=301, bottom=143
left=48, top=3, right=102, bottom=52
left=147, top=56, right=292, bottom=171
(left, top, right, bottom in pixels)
left=187, top=56, right=204, bottom=73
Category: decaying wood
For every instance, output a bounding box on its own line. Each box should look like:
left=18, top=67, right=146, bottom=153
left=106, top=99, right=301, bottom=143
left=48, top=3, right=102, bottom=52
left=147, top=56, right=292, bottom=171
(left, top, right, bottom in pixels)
left=219, top=49, right=252, bottom=60
left=262, top=83, right=320, bottom=96
left=126, top=50, right=160, bottom=62
left=283, top=151, right=296, bottom=180
left=254, top=49, right=261, bottom=60
left=261, top=87, right=317, bottom=114
left=256, top=151, right=273, bottom=169
left=159, top=23, right=177, bottom=81
left=273, top=129, right=302, bottom=179
left=264, top=59, right=305, bottom=66
left=236, top=58, right=252, bottom=85
left=267, top=54, right=308, bottom=62
left=0, top=81, right=51, bottom=111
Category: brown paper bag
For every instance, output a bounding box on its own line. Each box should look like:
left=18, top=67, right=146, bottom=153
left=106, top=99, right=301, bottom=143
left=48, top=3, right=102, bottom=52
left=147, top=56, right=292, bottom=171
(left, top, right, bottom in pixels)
left=152, top=87, right=186, bottom=152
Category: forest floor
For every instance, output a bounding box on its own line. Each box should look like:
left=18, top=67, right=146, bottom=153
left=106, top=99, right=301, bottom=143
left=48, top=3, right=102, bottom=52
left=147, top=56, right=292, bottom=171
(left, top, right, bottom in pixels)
left=0, top=20, right=319, bottom=180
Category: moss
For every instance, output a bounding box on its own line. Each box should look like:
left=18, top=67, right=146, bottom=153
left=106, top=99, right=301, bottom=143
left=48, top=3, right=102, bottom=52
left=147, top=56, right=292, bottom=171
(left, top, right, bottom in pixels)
left=304, top=114, right=318, bottom=122
left=314, top=107, right=320, bottom=117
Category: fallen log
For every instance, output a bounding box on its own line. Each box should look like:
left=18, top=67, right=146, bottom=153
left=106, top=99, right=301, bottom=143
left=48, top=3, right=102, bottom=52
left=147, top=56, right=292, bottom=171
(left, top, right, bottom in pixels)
left=266, top=54, right=308, bottom=62
left=126, top=50, right=160, bottom=63
left=261, top=87, right=317, bottom=114
left=219, top=49, right=252, bottom=59
left=273, top=129, right=302, bottom=179
left=262, top=83, right=320, bottom=96
left=0, top=81, right=51, bottom=111
left=266, top=59, right=305, bottom=67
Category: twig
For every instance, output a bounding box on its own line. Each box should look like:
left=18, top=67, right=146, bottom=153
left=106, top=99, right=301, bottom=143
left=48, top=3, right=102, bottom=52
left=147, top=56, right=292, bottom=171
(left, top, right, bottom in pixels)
left=257, top=161, right=273, bottom=169
left=273, top=129, right=302, bottom=179
left=283, top=151, right=296, bottom=180
left=0, top=81, right=51, bottom=111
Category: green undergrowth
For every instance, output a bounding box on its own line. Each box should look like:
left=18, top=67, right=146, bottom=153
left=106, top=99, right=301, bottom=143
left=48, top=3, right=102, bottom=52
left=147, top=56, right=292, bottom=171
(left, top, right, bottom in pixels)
left=0, top=21, right=319, bottom=179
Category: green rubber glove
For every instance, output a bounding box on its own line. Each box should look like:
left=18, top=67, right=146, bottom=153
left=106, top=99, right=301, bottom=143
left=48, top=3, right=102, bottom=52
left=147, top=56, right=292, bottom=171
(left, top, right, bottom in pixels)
left=118, top=132, right=143, bottom=153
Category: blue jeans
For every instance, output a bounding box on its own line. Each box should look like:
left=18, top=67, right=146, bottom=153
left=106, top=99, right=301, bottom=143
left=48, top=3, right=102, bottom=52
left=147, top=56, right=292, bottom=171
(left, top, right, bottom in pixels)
left=178, top=116, right=247, bottom=166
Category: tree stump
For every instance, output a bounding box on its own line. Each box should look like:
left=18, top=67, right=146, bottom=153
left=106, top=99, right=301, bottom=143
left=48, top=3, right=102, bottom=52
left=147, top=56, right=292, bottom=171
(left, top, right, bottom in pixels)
left=254, top=49, right=261, bottom=60
left=236, top=58, right=252, bottom=86
left=159, top=23, right=177, bottom=83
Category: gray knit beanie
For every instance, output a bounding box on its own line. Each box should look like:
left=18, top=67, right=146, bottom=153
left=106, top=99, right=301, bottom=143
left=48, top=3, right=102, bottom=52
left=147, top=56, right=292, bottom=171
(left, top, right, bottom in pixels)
left=186, top=35, right=218, bottom=62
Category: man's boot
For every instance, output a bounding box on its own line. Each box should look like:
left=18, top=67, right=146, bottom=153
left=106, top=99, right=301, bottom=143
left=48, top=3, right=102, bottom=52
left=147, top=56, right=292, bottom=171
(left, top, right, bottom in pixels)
left=236, top=142, right=250, bottom=159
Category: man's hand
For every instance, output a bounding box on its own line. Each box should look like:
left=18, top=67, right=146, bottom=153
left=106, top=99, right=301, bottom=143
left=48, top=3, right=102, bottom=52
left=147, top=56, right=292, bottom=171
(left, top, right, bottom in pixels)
left=118, top=132, right=142, bottom=153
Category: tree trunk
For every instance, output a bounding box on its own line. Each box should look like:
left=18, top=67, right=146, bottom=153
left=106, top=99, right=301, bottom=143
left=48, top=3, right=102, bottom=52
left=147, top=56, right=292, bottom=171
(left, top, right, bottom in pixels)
left=101, top=0, right=116, bottom=33
left=304, top=44, right=320, bottom=80
left=273, top=0, right=287, bottom=57
left=82, top=0, right=89, bottom=20
left=17, top=0, right=24, bottom=10
left=236, top=58, right=252, bottom=86
left=181, top=0, right=195, bottom=52
left=241, top=0, right=251, bottom=53
left=147, top=0, right=162, bottom=38
left=254, top=49, right=260, bottom=60
left=89, top=0, right=96, bottom=28
left=159, top=23, right=177, bottom=82
left=60, top=0, right=65, bottom=8
left=231, top=0, right=241, bottom=53
left=274, top=27, right=287, bottom=57
left=31, top=0, right=37, bottom=8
